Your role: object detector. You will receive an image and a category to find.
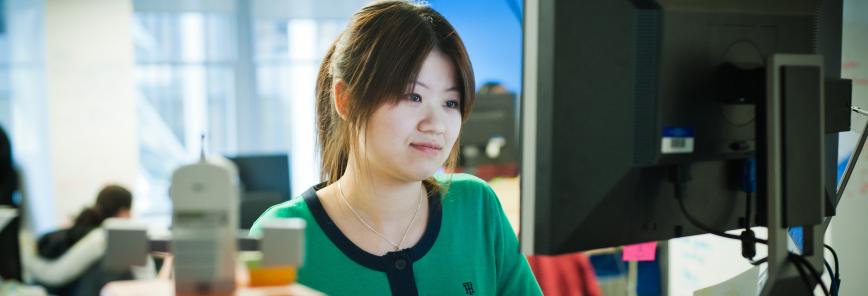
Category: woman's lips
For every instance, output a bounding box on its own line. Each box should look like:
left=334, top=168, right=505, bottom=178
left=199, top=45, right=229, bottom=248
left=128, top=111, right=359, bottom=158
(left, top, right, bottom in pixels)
left=410, top=142, right=442, bottom=156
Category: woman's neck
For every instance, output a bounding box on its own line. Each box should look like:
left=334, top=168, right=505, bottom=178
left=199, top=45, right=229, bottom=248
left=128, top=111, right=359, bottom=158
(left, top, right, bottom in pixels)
left=337, top=163, right=425, bottom=228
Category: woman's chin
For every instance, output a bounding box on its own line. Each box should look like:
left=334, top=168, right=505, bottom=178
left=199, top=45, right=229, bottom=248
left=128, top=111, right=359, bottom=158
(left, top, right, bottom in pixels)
left=400, top=166, right=441, bottom=181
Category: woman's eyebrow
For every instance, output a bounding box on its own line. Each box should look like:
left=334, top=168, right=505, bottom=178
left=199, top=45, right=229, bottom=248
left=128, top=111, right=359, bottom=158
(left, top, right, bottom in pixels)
left=414, top=80, right=460, bottom=92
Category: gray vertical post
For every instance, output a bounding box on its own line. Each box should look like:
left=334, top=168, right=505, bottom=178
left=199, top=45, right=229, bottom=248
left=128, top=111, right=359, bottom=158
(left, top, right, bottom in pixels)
left=762, top=54, right=826, bottom=295
left=234, top=0, right=256, bottom=152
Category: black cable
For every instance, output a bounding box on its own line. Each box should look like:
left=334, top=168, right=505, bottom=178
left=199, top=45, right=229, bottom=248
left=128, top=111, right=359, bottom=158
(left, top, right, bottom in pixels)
left=823, top=260, right=837, bottom=296
left=669, top=165, right=835, bottom=294
left=745, top=190, right=752, bottom=230
left=750, top=256, right=768, bottom=266
left=794, top=254, right=832, bottom=296
left=742, top=159, right=755, bottom=232
left=739, top=159, right=759, bottom=260
left=823, top=259, right=838, bottom=296
left=675, top=195, right=743, bottom=240
left=824, top=244, right=841, bottom=296
left=671, top=167, right=739, bottom=240
left=824, top=260, right=834, bottom=281
left=741, top=189, right=757, bottom=260
left=671, top=166, right=768, bottom=245
left=791, top=253, right=831, bottom=296
left=824, top=244, right=839, bottom=278
left=790, top=253, right=816, bottom=295
left=750, top=253, right=837, bottom=295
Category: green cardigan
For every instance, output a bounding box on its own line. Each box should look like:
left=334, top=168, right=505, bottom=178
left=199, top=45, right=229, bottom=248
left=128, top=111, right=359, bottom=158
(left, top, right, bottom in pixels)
left=250, top=173, right=542, bottom=295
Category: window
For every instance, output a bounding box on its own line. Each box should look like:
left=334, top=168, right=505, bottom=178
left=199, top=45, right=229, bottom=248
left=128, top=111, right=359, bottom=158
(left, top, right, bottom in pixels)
left=0, top=0, right=57, bottom=233
left=132, top=0, right=362, bottom=224
left=1, top=34, right=11, bottom=125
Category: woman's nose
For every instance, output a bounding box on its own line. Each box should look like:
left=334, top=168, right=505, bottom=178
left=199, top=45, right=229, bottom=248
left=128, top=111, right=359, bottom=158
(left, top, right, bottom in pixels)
left=418, top=104, right=446, bottom=135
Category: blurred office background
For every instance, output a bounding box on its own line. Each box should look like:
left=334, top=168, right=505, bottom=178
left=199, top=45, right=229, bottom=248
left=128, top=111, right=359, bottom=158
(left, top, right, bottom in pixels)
left=1, top=0, right=867, bottom=295
left=0, top=0, right=522, bottom=233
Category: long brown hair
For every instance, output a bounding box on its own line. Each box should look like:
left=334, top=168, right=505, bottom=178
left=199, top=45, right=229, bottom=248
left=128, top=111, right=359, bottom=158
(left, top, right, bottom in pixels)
left=68, top=185, right=132, bottom=245
left=316, top=0, right=475, bottom=190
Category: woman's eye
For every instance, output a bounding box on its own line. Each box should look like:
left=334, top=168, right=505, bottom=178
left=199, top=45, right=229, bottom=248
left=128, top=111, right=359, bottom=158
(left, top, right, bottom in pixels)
left=409, top=93, right=423, bottom=102
left=445, top=100, right=460, bottom=109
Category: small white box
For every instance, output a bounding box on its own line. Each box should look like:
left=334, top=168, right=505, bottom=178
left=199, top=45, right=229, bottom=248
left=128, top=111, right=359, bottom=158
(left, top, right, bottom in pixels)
left=262, top=218, right=306, bottom=267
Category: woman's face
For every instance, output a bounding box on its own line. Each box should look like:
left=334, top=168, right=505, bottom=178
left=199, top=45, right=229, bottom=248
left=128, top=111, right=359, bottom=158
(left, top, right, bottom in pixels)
left=358, top=49, right=462, bottom=182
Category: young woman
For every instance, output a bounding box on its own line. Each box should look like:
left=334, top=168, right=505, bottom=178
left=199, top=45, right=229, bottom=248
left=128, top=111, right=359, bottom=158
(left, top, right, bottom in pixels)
left=26, top=185, right=153, bottom=295
left=0, top=125, right=21, bottom=281
left=251, top=1, right=541, bottom=295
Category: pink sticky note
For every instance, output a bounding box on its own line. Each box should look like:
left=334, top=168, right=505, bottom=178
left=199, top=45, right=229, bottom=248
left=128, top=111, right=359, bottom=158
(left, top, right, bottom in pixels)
left=622, top=242, right=657, bottom=262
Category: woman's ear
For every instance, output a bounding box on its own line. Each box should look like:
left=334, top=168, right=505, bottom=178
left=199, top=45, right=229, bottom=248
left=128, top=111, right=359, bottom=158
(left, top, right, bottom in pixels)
left=334, top=79, right=350, bottom=121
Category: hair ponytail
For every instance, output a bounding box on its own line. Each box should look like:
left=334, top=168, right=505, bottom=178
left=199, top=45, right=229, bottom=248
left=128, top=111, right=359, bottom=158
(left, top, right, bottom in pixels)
left=316, top=40, right=350, bottom=184
left=71, top=185, right=132, bottom=231
left=70, top=207, right=103, bottom=233
left=64, top=206, right=104, bottom=246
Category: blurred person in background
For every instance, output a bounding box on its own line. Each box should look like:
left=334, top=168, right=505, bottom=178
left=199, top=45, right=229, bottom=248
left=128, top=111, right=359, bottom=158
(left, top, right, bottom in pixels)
left=23, top=185, right=153, bottom=296
left=0, top=125, right=22, bottom=282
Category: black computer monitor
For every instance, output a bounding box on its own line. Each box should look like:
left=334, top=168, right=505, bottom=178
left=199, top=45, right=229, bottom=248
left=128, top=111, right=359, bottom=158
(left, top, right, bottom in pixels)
left=519, top=0, right=845, bottom=256
left=459, top=92, right=518, bottom=169
left=227, top=154, right=291, bottom=229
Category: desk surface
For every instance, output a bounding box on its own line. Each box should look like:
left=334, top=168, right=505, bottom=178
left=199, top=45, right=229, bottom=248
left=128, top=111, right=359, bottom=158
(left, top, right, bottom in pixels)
left=101, top=279, right=324, bottom=296
left=488, top=177, right=520, bottom=235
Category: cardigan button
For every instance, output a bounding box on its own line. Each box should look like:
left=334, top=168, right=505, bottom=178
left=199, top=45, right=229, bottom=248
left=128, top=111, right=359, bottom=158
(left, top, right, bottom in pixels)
left=394, top=258, right=408, bottom=270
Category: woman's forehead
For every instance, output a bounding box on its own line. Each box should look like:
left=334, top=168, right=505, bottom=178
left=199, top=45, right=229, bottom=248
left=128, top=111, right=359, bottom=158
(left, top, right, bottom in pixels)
left=416, top=50, right=456, bottom=81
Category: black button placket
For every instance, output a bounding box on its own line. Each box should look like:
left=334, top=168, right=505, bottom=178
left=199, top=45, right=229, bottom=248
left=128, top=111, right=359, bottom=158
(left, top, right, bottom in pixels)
left=303, top=183, right=443, bottom=296
left=394, top=257, right=408, bottom=270
left=386, top=251, right=418, bottom=296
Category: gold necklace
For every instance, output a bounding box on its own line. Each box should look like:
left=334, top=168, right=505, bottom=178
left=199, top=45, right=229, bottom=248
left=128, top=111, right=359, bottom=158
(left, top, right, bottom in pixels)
left=336, top=181, right=424, bottom=252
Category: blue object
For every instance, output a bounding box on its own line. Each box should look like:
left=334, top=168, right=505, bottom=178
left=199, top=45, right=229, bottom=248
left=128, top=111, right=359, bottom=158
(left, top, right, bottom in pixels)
left=837, top=154, right=849, bottom=188
left=637, top=259, right=662, bottom=296
left=742, top=158, right=757, bottom=193
left=589, top=251, right=661, bottom=296
left=789, top=227, right=805, bottom=254
left=662, top=127, right=694, bottom=138
left=589, top=253, right=627, bottom=279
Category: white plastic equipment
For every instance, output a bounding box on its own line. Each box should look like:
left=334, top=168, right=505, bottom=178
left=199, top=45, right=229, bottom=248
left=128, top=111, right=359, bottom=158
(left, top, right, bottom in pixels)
left=170, top=156, right=240, bottom=294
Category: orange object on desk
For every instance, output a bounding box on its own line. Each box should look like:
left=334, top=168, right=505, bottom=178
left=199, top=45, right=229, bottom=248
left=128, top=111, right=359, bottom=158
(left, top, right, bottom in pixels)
left=247, top=266, right=297, bottom=287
